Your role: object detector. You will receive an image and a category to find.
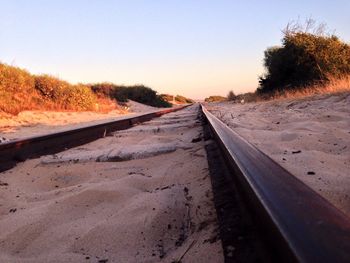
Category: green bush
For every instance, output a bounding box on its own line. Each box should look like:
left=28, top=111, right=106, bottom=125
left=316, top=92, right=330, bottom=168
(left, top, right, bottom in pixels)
left=90, top=84, right=171, bottom=108
left=35, top=75, right=97, bottom=110
left=90, top=82, right=117, bottom=99
left=258, top=21, right=350, bottom=93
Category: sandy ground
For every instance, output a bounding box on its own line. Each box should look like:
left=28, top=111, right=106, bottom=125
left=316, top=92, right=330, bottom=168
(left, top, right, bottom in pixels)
left=0, top=100, right=159, bottom=141
left=0, top=104, right=223, bottom=262
left=206, top=92, right=350, bottom=217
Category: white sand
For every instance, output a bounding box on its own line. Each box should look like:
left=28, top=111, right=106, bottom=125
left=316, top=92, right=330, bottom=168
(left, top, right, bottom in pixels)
left=206, top=92, right=350, bottom=216
left=0, top=105, right=223, bottom=262
left=0, top=100, right=160, bottom=141
left=125, top=100, right=160, bottom=113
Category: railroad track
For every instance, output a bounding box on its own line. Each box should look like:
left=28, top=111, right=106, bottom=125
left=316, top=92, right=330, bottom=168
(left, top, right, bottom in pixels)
left=0, top=105, right=189, bottom=172
left=0, top=104, right=349, bottom=262
left=201, top=104, right=350, bottom=262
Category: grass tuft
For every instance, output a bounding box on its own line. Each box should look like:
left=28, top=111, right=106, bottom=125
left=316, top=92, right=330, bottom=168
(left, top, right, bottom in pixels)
left=266, top=75, right=350, bottom=100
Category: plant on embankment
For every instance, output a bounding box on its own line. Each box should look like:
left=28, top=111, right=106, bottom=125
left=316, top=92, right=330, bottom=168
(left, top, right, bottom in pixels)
left=0, top=63, right=43, bottom=114
left=0, top=62, right=170, bottom=115
left=258, top=19, right=350, bottom=94
left=35, top=75, right=97, bottom=111
left=89, top=83, right=172, bottom=108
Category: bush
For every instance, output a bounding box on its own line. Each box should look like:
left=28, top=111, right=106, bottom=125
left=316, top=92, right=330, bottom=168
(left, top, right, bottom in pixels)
left=90, top=84, right=172, bottom=108
left=0, top=62, right=170, bottom=114
left=235, top=92, right=259, bottom=103
left=227, top=90, right=236, bottom=101
left=204, top=96, right=227, bottom=102
left=64, top=84, right=97, bottom=110
left=258, top=20, right=350, bottom=94
left=35, top=75, right=97, bottom=110
left=160, top=94, right=174, bottom=102
left=175, top=95, right=194, bottom=103
left=0, top=63, right=43, bottom=114
left=35, top=75, right=70, bottom=100
left=124, top=85, right=171, bottom=107
left=89, top=82, right=117, bottom=99
left=0, top=63, right=35, bottom=93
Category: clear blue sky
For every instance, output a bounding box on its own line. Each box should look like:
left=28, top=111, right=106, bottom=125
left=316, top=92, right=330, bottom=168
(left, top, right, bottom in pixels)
left=1, top=0, right=349, bottom=99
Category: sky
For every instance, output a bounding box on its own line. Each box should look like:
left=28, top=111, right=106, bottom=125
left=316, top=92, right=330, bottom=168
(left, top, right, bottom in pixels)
left=1, top=1, right=349, bottom=99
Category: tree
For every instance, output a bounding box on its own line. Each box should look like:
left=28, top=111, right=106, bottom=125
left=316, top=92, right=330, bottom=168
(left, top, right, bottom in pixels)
left=258, top=19, right=350, bottom=93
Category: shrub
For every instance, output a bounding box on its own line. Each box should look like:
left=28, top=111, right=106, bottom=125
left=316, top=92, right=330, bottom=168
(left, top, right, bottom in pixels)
left=0, top=62, right=170, bottom=114
left=258, top=20, right=350, bottom=94
left=235, top=92, right=259, bottom=103
left=160, top=94, right=174, bottom=102
left=35, top=75, right=97, bottom=110
left=35, top=75, right=70, bottom=100
left=89, top=82, right=117, bottom=99
left=90, top=84, right=172, bottom=108
left=64, top=84, right=97, bottom=110
left=204, top=95, right=227, bottom=102
left=122, top=85, right=158, bottom=105
left=0, top=63, right=35, bottom=93
left=0, top=63, right=43, bottom=114
left=227, top=90, right=236, bottom=101
left=175, top=95, right=194, bottom=103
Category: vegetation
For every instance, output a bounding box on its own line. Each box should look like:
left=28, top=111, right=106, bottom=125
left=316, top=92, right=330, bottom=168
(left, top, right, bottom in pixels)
left=118, top=85, right=171, bottom=107
left=258, top=19, right=350, bottom=94
left=0, top=63, right=40, bottom=114
left=202, top=21, right=350, bottom=105
left=261, top=75, right=350, bottom=100
left=90, top=83, right=171, bottom=108
left=160, top=94, right=174, bottom=102
left=204, top=95, right=227, bottom=102
left=223, top=76, right=350, bottom=104
left=227, top=90, right=236, bottom=101
left=159, top=94, right=194, bottom=104
left=175, top=95, right=194, bottom=103
left=0, top=63, right=171, bottom=115
left=235, top=92, right=259, bottom=103
left=35, top=75, right=97, bottom=110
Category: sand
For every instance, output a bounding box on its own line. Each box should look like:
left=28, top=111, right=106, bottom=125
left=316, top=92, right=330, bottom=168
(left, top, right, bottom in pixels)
left=205, top=92, right=350, bottom=217
left=0, top=104, right=223, bottom=262
left=0, top=100, right=159, bottom=141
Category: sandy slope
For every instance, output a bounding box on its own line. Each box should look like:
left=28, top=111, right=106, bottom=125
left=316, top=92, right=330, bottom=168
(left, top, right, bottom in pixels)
left=0, top=100, right=160, bottom=141
left=0, top=105, right=223, bottom=262
left=206, top=92, right=350, bottom=217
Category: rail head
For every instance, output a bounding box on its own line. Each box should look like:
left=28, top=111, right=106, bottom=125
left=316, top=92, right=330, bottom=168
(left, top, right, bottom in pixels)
left=201, top=104, right=350, bottom=262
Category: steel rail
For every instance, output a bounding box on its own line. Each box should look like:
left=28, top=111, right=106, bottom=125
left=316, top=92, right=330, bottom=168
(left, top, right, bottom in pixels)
left=0, top=105, right=189, bottom=172
left=201, top=104, right=350, bottom=262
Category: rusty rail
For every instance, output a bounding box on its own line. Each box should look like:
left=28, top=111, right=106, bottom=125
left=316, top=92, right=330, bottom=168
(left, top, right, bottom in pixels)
left=201, top=104, right=350, bottom=262
left=0, top=105, right=189, bottom=172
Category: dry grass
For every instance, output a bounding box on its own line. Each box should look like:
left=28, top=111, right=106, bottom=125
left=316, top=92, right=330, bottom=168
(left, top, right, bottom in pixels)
left=230, top=76, right=350, bottom=105
left=264, top=75, right=350, bottom=101
left=95, top=97, right=123, bottom=113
